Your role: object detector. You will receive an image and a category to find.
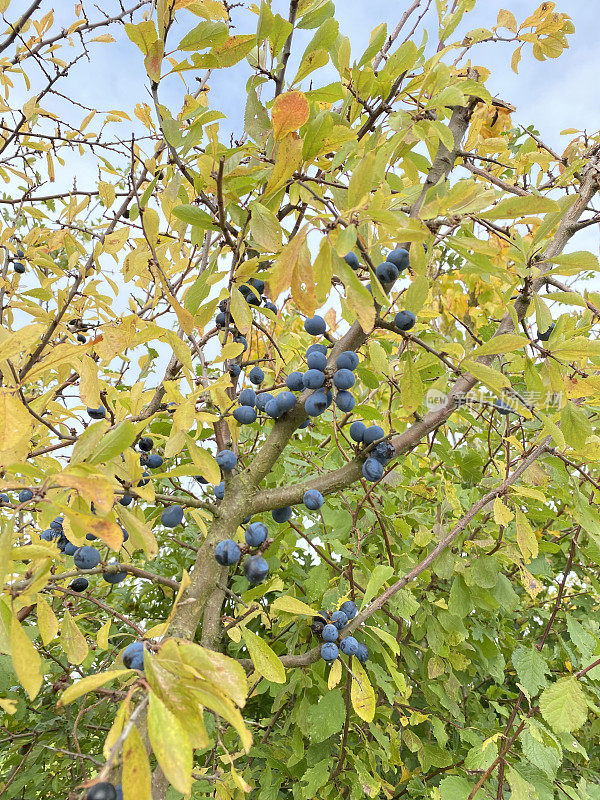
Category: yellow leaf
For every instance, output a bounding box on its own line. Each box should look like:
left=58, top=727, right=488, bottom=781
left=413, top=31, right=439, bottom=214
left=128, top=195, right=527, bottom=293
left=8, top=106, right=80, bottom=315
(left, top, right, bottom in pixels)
left=230, top=286, right=252, bottom=334
left=148, top=692, right=193, bottom=795
left=78, top=355, right=101, bottom=406
left=0, top=697, right=17, bottom=714
left=185, top=435, right=221, bottom=483
left=268, top=225, right=309, bottom=300
left=271, top=91, right=310, bottom=141
left=497, top=9, right=518, bottom=32
left=516, top=508, right=538, bottom=563
left=103, top=699, right=128, bottom=759
left=58, top=669, right=132, bottom=706
left=271, top=596, right=316, bottom=616
left=0, top=390, right=33, bottom=466
left=61, top=610, right=89, bottom=665
left=493, top=497, right=514, bottom=526
left=240, top=627, right=286, bottom=684
left=351, top=658, right=375, bottom=722
left=401, top=358, right=423, bottom=416
left=328, top=658, right=342, bottom=689
left=520, top=565, right=542, bottom=599
left=36, top=596, right=59, bottom=645
left=97, top=620, right=111, bottom=649
left=116, top=505, right=157, bottom=559
left=265, top=134, right=303, bottom=195
left=123, top=724, right=152, bottom=800
left=11, top=614, right=42, bottom=699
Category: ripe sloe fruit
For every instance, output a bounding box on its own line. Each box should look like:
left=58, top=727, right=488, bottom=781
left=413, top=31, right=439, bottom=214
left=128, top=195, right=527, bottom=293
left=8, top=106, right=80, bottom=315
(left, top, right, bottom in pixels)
left=215, top=539, right=241, bottom=566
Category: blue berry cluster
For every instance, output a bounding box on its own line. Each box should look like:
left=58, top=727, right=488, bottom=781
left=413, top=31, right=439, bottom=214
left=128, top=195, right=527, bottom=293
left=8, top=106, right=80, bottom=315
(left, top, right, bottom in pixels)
left=311, top=601, right=369, bottom=663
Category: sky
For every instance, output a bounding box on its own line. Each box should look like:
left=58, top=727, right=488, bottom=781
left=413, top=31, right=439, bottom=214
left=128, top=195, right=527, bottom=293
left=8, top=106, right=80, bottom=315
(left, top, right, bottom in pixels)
left=5, top=0, right=599, bottom=156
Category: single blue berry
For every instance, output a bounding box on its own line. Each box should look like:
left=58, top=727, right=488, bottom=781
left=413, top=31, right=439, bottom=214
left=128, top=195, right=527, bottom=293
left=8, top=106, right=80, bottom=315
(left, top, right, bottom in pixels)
left=304, top=315, right=327, bottom=336
left=244, top=554, right=269, bottom=584
left=216, top=450, right=238, bottom=471
left=161, top=505, right=184, bottom=528
left=265, top=398, right=284, bottom=419
left=331, top=610, right=348, bottom=630
left=387, top=247, right=410, bottom=271
left=322, top=624, right=338, bottom=642
left=306, top=351, right=327, bottom=371
left=344, top=252, right=360, bottom=270
left=87, top=405, right=106, bottom=419
left=215, top=539, right=241, bottom=566
left=363, top=458, right=384, bottom=482
left=239, top=388, right=256, bottom=407
left=215, top=482, right=226, bottom=500
left=394, top=310, right=416, bottom=331
left=233, top=406, right=257, bottom=424
left=333, top=369, right=355, bottom=391
left=245, top=522, right=268, bottom=547
left=356, top=643, right=369, bottom=664
left=336, top=351, right=359, bottom=371
left=538, top=323, right=555, bottom=342
left=340, top=636, right=359, bottom=656
left=349, top=421, right=366, bottom=442
left=138, top=437, right=153, bottom=451
left=18, top=488, right=33, bottom=503
left=321, top=642, right=339, bottom=661
left=306, top=343, right=328, bottom=356
left=339, top=600, right=358, bottom=620
left=305, top=390, right=328, bottom=417
left=73, top=546, right=101, bottom=570
left=249, top=366, right=265, bottom=385
left=363, top=425, right=384, bottom=445
left=303, top=489, right=324, bottom=510
left=272, top=506, right=292, bottom=523
left=146, top=454, right=163, bottom=469
left=286, top=372, right=304, bottom=392
left=276, top=391, right=296, bottom=413
left=376, top=261, right=399, bottom=284
left=303, top=369, right=325, bottom=390
left=335, top=391, right=355, bottom=413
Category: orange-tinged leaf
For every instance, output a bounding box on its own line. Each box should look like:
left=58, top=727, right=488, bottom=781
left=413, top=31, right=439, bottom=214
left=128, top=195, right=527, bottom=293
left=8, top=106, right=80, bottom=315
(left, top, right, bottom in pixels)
left=55, top=472, right=114, bottom=515
left=271, top=91, right=310, bottom=141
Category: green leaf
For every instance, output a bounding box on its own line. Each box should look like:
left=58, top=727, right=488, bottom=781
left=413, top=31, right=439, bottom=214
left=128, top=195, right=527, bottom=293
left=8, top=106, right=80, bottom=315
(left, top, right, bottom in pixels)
left=470, top=334, right=529, bottom=358
left=403, top=274, right=429, bottom=314
left=58, top=669, right=132, bottom=706
left=240, top=627, right=286, bottom=684
left=361, top=564, right=394, bottom=609
left=512, top=646, right=549, bottom=697
left=540, top=677, right=588, bottom=733
left=178, top=20, right=229, bottom=51
left=88, top=421, right=138, bottom=465
left=561, top=402, right=591, bottom=450
left=306, top=688, right=345, bottom=742
left=440, top=776, right=474, bottom=799
left=172, top=204, right=219, bottom=230
left=463, top=360, right=510, bottom=393
left=193, top=35, right=255, bottom=68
